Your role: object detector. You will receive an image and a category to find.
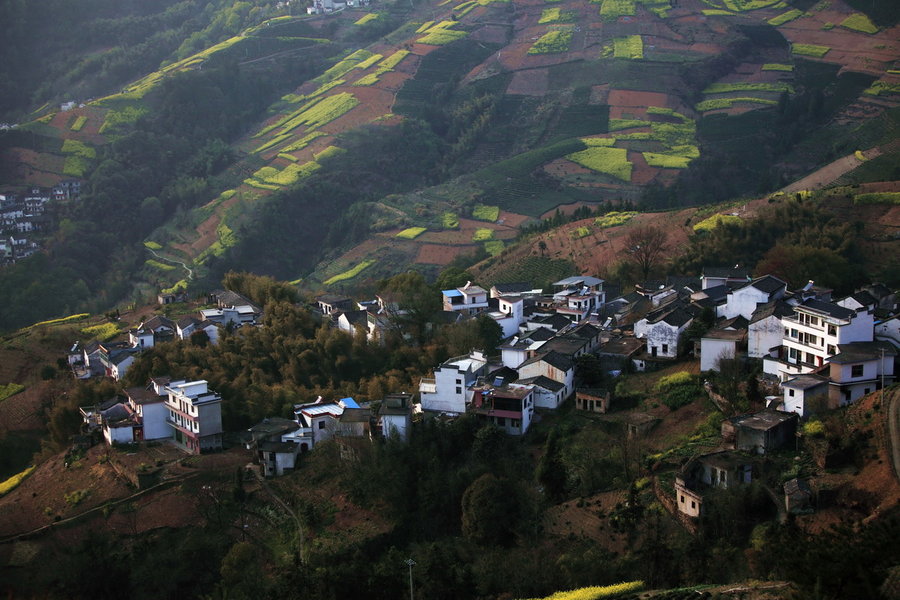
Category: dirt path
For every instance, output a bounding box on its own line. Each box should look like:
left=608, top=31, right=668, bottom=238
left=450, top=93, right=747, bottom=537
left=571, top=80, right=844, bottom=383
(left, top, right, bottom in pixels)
left=146, top=246, right=194, bottom=282
left=779, top=146, right=882, bottom=194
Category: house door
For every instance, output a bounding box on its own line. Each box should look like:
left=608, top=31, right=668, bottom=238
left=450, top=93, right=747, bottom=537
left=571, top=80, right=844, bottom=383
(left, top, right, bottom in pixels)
left=651, top=346, right=658, bottom=357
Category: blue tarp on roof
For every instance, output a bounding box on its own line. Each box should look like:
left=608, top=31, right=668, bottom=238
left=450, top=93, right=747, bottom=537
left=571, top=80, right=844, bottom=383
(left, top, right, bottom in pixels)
left=340, top=397, right=360, bottom=409
left=442, top=289, right=463, bottom=297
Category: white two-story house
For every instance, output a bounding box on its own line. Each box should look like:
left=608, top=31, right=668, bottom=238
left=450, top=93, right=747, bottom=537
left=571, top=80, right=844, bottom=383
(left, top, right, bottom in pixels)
left=165, top=380, right=223, bottom=454
left=442, top=282, right=490, bottom=315
left=419, top=350, right=489, bottom=414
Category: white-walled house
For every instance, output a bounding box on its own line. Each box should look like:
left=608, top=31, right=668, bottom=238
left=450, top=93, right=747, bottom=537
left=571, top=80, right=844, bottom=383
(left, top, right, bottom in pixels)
left=379, top=393, right=413, bottom=441
left=876, top=315, right=900, bottom=348
left=722, top=275, right=786, bottom=320
left=469, top=384, right=534, bottom=435
left=419, top=350, right=489, bottom=414
left=763, top=298, right=874, bottom=381
left=442, top=282, right=489, bottom=315
left=165, top=380, right=223, bottom=454
left=748, top=301, right=794, bottom=358
left=516, top=375, right=567, bottom=409
left=634, top=306, right=693, bottom=359
left=124, top=386, right=170, bottom=440
left=517, top=351, right=575, bottom=401
left=487, top=296, right=525, bottom=339
left=700, top=328, right=746, bottom=372
left=825, top=342, right=896, bottom=407
left=293, top=397, right=360, bottom=446
left=700, top=266, right=750, bottom=290
left=780, top=373, right=829, bottom=417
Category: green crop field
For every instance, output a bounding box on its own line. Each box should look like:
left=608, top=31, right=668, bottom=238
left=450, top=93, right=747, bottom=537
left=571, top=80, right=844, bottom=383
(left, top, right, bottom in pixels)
left=841, top=13, right=878, bottom=33
left=473, top=204, right=500, bottom=221
left=69, top=115, right=87, bottom=131
left=0, top=383, right=25, bottom=403
left=600, top=0, right=635, bottom=20
left=613, top=35, right=643, bottom=59
left=145, top=259, right=176, bottom=271
left=396, top=227, right=427, bottom=239
left=473, top=228, right=495, bottom=241
left=354, top=13, right=379, bottom=25
left=380, top=50, right=411, bottom=69
left=863, top=81, right=900, bottom=96
left=520, top=580, right=644, bottom=600
left=582, top=137, right=617, bottom=146
left=81, top=322, right=121, bottom=341
left=144, top=241, right=162, bottom=250
left=539, top=8, right=576, bottom=23
left=762, top=63, right=793, bottom=71
left=313, top=49, right=376, bottom=84
left=703, top=82, right=792, bottom=94
left=324, top=260, right=375, bottom=285
left=610, top=118, right=652, bottom=131
left=702, top=9, right=734, bottom=15
left=0, top=466, right=35, bottom=497
left=768, top=9, right=803, bottom=26
left=693, top=213, right=741, bottom=232
left=418, top=21, right=467, bottom=45
left=484, top=240, right=505, bottom=256
left=528, top=28, right=573, bottom=54
left=281, top=92, right=360, bottom=132
left=792, top=43, right=830, bottom=58
left=442, top=212, right=460, bottom=228
left=695, top=97, right=777, bottom=111
left=595, top=211, right=636, bottom=228
left=567, top=147, right=632, bottom=182
left=722, top=0, right=780, bottom=11
left=854, top=192, right=900, bottom=204
left=643, top=152, right=692, bottom=168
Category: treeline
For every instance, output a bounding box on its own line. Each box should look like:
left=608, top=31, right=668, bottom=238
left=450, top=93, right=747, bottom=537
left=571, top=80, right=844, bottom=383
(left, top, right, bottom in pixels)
left=0, top=53, right=328, bottom=333
left=672, top=198, right=869, bottom=292
left=0, top=0, right=291, bottom=120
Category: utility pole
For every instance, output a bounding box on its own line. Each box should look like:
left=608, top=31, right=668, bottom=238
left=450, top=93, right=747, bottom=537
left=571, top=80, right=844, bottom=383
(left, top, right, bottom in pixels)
left=405, top=558, right=416, bottom=600
left=881, top=346, right=885, bottom=405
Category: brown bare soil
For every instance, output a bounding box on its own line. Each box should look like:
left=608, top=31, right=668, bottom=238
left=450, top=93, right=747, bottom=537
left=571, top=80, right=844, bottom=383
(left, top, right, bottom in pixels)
left=415, top=243, right=475, bottom=265
left=507, top=68, right=550, bottom=96
left=543, top=490, right=629, bottom=547
left=0, top=385, right=48, bottom=436
left=608, top=89, right=671, bottom=108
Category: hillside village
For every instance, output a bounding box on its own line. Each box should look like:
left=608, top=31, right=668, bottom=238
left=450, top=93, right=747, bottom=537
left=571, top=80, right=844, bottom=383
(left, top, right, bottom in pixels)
left=0, top=183, right=79, bottom=264
left=59, top=265, right=899, bottom=530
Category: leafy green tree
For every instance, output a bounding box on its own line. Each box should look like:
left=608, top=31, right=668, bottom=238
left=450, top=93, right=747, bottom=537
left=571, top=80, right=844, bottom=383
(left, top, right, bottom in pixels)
left=536, top=428, right=567, bottom=501
left=461, top=473, right=519, bottom=546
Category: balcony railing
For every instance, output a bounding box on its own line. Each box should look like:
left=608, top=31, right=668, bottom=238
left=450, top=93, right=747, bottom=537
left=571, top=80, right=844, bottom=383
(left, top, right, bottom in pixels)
left=419, top=378, right=436, bottom=394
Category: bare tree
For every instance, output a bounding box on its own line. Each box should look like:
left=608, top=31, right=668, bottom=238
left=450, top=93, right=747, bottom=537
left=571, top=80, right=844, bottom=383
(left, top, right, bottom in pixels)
left=622, top=224, right=669, bottom=281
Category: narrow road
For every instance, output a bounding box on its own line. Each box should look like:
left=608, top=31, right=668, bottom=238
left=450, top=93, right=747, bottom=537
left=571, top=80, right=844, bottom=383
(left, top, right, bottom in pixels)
left=146, top=247, right=193, bottom=282
left=886, top=386, right=900, bottom=483
left=778, top=146, right=882, bottom=195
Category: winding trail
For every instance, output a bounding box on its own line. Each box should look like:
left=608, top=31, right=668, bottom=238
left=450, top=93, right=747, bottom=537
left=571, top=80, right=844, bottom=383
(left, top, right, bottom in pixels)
left=146, top=246, right=194, bottom=282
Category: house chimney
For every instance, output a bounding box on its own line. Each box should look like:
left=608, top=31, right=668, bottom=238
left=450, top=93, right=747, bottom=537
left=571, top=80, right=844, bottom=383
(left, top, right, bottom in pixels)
left=464, top=281, right=471, bottom=290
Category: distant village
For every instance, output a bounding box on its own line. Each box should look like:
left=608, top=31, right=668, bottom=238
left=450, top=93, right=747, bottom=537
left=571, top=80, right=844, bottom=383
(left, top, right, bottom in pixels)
left=0, top=182, right=80, bottom=265
left=68, top=268, right=899, bottom=520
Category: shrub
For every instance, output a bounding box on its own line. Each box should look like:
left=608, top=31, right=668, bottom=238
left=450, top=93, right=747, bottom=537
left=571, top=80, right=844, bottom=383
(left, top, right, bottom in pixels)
left=803, top=420, right=825, bottom=437
left=693, top=213, right=741, bottom=232
left=473, top=228, right=494, bottom=241
left=442, top=212, right=460, bottom=229
left=595, top=211, right=636, bottom=228
left=600, top=0, right=635, bottom=20
left=81, top=322, right=121, bottom=341
left=64, top=488, right=90, bottom=506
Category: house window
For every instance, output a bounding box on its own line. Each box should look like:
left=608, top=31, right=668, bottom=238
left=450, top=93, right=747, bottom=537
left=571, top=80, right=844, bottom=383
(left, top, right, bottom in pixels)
left=318, top=421, right=326, bottom=430
left=662, top=344, right=669, bottom=354
left=790, top=329, right=798, bottom=338
left=784, top=328, right=789, bottom=336
left=456, top=379, right=462, bottom=385
left=828, top=324, right=836, bottom=336
left=456, top=387, right=461, bottom=395
left=512, top=420, right=520, bottom=428
left=691, top=501, right=696, bottom=509
left=789, top=348, right=797, bottom=360
left=810, top=316, right=819, bottom=326
left=496, top=417, right=506, bottom=426
left=851, top=364, right=864, bottom=377
left=864, top=388, right=871, bottom=395
left=680, top=495, right=684, bottom=504
left=789, top=389, right=795, bottom=397
left=827, top=345, right=836, bottom=355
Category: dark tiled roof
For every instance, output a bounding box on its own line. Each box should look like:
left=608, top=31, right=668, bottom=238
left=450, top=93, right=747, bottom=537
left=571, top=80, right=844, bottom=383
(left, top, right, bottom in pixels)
left=521, top=350, right=574, bottom=372
left=782, top=374, right=829, bottom=390
left=517, top=375, right=565, bottom=392
left=702, top=266, right=750, bottom=279
left=125, top=387, right=163, bottom=404
left=731, top=409, right=797, bottom=431
left=527, top=327, right=556, bottom=342
left=750, top=300, right=794, bottom=324
left=340, top=310, right=369, bottom=326
left=659, top=307, right=693, bottom=327
left=830, top=341, right=897, bottom=363
left=847, top=291, right=878, bottom=307
left=743, top=275, right=787, bottom=295
left=798, top=298, right=855, bottom=320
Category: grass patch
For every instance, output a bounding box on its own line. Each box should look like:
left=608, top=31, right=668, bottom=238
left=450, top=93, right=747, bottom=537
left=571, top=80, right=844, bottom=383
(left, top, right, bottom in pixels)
left=81, top=322, right=121, bottom=341
left=595, top=211, right=638, bottom=228
left=0, top=466, right=36, bottom=497
left=854, top=192, right=900, bottom=205
left=695, top=97, right=777, bottom=111
left=643, top=152, right=692, bottom=168
left=442, top=212, right=460, bottom=229
left=70, top=116, right=87, bottom=131
left=473, top=228, right=494, bottom=241
left=145, top=259, right=176, bottom=271
left=324, top=260, right=375, bottom=285
left=613, top=35, right=643, bottom=59
left=0, top=383, right=26, bottom=402
left=840, top=13, right=878, bottom=33
left=566, top=147, right=632, bottom=182
left=472, top=204, right=500, bottom=222
left=792, top=43, right=830, bottom=58
left=722, top=0, right=781, bottom=10
left=693, top=213, right=741, bottom=232
left=610, top=118, right=652, bottom=131
left=162, top=279, right=188, bottom=294
left=703, top=82, right=792, bottom=94
left=98, top=105, right=147, bottom=134
left=702, top=9, right=735, bottom=15
left=484, top=240, right=505, bottom=256
left=600, top=0, right=636, bottom=20
left=762, top=63, right=794, bottom=71
left=282, top=131, right=328, bottom=153
left=528, top=28, right=573, bottom=54
left=143, top=241, right=162, bottom=250
left=379, top=49, right=411, bottom=69
left=396, top=227, right=427, bottom=239
left=768, top=8, right=803, bottom=25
